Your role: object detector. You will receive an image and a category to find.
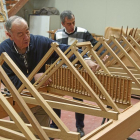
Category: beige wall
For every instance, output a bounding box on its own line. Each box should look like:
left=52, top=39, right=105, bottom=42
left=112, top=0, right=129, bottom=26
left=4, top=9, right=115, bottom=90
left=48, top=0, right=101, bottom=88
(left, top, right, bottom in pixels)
left=16, top=0, right=34, bottom=23
left=17, top=0, right=140, bottom=36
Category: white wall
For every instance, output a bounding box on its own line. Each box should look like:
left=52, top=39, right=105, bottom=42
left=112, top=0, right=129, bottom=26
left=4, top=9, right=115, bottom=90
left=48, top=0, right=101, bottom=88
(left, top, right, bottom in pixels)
left=18, top=0, right=140, bottom=35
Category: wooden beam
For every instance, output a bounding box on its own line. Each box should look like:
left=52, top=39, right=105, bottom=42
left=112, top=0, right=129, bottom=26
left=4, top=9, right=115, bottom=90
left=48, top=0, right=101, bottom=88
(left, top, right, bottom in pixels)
left=22, top=96, right=119, bottom=120
left=86, top=101, right=140, bottom=140
left=0, top=119, right=80, bottom=140
left=0, top=93, right=36, bottom=139
left=8, top=0, right=29, bottom=17
left=0, top=126, right=26, bottom=140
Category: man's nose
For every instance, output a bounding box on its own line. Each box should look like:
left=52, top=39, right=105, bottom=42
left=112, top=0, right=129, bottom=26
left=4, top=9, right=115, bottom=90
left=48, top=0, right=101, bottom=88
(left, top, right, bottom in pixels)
left=24, top=34, right=29, bottom=40
left=71, top=24, right=74, bottom=28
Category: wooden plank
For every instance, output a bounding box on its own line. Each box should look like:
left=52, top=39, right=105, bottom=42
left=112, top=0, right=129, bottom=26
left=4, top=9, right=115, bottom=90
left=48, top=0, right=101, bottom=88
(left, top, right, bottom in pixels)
left=0, top=126, right=26, bottom=140
left=45, top=87, right=130, bottom=109
left=22, top=96, right=119, bottom=120
left=0, top=119, right=80, bottom=140
left=0, top=94, right=36, bottom=119
left=81, top=120, right=113, bottom=140
left=0, top=93, right=36, bottom=140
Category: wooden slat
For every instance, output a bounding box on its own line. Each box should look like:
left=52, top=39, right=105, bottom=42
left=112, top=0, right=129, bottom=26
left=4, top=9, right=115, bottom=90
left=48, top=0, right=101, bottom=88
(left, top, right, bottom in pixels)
left=46, top=65, right=131, bottom=107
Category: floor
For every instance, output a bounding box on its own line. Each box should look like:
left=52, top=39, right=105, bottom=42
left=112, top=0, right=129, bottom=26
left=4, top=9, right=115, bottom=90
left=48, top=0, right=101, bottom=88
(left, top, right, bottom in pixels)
left=1, top=96, right=140, bottom=140
left=51, top=96, right=140, bottom=140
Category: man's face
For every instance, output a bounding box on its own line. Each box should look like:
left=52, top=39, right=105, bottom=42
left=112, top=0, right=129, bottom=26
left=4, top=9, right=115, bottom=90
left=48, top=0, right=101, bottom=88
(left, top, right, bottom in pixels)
left=7, top=20, right=30, bottom=50
left=62, top=15, right=75, bottom=33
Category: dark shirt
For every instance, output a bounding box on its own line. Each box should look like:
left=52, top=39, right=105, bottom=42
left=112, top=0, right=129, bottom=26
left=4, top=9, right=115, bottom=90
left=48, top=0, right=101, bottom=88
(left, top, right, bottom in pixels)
left=0, top=34, right=87, bottom=89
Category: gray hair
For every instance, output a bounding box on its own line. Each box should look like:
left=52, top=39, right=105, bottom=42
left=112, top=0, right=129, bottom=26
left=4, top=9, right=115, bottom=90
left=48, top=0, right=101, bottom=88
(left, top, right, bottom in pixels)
left=60, top=10, right=74, bottom=23
left=5, top=15, right=26, bottom=32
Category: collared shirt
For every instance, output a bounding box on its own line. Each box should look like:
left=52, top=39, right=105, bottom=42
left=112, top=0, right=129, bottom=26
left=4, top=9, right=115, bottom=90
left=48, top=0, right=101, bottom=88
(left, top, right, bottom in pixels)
left=13, top=42, right=29, bottom=54
left=13, top=42, right=29, bottom=73
left=65, top=26, right=76, bottom=34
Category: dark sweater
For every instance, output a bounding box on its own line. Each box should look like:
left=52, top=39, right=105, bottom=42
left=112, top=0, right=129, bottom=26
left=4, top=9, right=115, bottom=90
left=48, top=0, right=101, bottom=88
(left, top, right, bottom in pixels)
left=0, top=34, right=87, bottom=89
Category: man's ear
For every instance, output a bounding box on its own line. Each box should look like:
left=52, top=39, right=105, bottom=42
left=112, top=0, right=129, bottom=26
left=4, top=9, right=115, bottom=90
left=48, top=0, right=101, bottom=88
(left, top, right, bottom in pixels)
left=6, top=32, right=13, bottom=40
left=61, top=22, right=64, bottom=27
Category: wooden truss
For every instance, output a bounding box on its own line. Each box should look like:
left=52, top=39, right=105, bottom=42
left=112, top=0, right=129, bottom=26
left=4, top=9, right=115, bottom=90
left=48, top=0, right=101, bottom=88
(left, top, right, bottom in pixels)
left=76, top=33, right=140, bottom=139
left=85, top=33, right=140, bottom=96
left=0, top=39, right=139, bottom=139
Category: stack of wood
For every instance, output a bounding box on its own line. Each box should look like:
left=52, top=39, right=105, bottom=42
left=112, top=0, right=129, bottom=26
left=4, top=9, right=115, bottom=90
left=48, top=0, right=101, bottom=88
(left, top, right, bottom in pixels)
left=1, top=0, right=29, bottom=18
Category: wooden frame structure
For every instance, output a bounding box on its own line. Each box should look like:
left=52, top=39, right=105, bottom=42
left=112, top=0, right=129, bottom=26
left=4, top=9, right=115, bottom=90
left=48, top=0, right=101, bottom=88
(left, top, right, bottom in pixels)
left=0, top=39, right=140, bottom=139
left=0, top=36, right=140, bottom=140
left=45, top=64, right=131, bottom=109
left=77, top=31, right=140, bottom=139
left=67, top=32, right=140, bottom=140
left=85, top=33, right=140, bottom=96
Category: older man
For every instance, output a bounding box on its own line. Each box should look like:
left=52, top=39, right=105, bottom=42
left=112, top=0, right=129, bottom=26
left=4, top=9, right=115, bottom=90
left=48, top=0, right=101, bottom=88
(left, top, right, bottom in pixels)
left=0, top=15, right=98, bottom=139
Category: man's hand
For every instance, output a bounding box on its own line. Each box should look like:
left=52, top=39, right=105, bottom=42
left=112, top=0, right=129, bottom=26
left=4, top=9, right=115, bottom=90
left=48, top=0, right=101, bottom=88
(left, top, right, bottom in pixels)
left=96, top=55, right=109, bottom=70
left=102, top=55, right=109, bottom=62
left=84, top=59, right=98, bottom=72
left=34, top=73, right=52, bottom=86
